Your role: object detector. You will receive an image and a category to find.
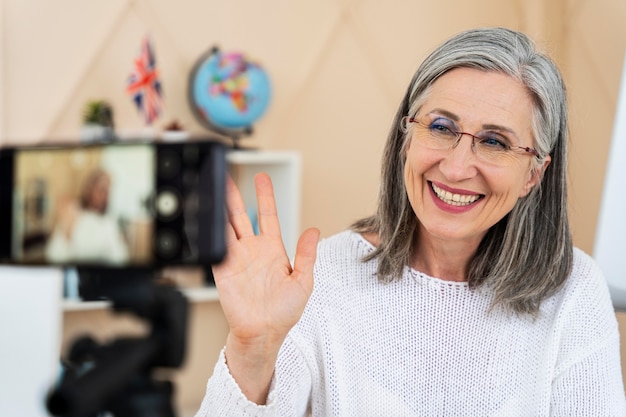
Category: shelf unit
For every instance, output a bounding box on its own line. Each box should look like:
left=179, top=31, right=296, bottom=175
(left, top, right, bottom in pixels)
left=227, top=149, right=301, bottom=260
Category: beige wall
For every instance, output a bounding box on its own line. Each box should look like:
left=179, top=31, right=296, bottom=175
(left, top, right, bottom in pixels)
left=0, top=0, right=570, bottom=238
left=1, top=0, right=622, bottom=249
left=2, top=0, right=626, bottom=413
left=561, top=0, right=626, bottom=254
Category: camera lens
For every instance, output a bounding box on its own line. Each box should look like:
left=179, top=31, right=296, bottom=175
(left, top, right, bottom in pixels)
left=157, top=150, right=181, bottom=179
left=156, top=229, right=180, bottom=259
left=156, top=189, right=180, bottom=219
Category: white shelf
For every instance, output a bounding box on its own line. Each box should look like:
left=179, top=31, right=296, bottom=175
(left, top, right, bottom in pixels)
left=181, top=286, right=220, bottom=302
left=62, top=286, right=220, bottom=311
left=227, top=149, right=299, bottom=165
left=63, top=298, right=110, bottom=311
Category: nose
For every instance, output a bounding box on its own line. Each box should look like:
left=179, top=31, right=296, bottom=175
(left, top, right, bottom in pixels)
left=439, top=133, right=479, bottom=181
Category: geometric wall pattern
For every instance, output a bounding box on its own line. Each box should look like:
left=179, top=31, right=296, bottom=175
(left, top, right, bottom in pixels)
left=1, top=0, right=538, bottom=238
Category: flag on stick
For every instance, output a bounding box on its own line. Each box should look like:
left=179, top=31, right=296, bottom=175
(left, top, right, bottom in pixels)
left=127, top=35, right=163, bottom=125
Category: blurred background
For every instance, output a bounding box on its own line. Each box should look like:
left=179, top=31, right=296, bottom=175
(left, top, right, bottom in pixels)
left=1, top=0, right=625, bottom=415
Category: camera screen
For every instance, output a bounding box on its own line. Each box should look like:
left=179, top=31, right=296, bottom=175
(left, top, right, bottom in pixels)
left=12, top=144, right=155, bottom=266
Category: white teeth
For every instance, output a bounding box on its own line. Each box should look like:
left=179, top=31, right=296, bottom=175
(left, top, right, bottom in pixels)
left=431, top=183, right=480, bottom=206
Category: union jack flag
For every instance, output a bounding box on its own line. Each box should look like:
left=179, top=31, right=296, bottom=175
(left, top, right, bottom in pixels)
left=127, top=35, right=163, bottom=125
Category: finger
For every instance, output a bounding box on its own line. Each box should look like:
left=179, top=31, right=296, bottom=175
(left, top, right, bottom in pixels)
left=224, top=220, right=238, bottom=247
left=255, top=173, right=282, bottom=238
left=291, top=227, right=320, bottom=293
left=212, top=222, right=238, bottom=277
left=226, top=175, right=255, bottom=239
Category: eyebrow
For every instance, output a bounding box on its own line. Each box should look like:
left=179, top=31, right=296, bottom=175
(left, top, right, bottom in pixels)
left=427, top=108, right=521, bottom=140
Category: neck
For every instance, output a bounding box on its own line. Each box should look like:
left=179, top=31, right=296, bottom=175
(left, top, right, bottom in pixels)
left=411, top=228, right=482, bottom=282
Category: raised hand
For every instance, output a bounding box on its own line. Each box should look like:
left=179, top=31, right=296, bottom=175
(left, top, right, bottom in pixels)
left=212, top=172, right=319, bottom=404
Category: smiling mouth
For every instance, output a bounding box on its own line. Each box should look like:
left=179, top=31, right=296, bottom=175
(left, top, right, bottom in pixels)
left=430, top=182, right=483, bottom=206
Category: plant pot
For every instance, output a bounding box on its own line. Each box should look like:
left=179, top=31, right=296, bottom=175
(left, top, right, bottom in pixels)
left=81, top=124, right=115, bottom=143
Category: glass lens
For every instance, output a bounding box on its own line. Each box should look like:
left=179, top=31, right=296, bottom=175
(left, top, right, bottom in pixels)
left=420, top=118, right=458, bottom=149
left=473, top=132, right=512, bottom=164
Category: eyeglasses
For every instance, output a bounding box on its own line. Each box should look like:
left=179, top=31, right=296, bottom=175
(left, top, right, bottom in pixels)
left=403, top=115, right=541, bottom=166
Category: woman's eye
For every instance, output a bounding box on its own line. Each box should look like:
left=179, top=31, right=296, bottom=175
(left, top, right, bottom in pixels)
left=479, top=134, right=509, bottom=149
left=429, top=119, right=456, bottom=137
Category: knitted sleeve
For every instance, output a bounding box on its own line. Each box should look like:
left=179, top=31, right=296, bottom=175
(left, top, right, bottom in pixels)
left=549, top=249, right=626, bottom=416
left=194, top=335, right=312, bottom=417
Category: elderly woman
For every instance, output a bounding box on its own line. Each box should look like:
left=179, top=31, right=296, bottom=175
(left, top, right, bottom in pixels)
left=45, top=168, right=129, bottom=265
left=196, top=27, right=626, bottom=416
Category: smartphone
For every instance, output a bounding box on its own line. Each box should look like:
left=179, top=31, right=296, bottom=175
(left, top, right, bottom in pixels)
left=0, top=139, right=226, bottom=269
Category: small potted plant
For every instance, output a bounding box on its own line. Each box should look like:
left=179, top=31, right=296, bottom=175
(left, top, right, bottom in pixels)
left=81, top=100, right=116, bottom=142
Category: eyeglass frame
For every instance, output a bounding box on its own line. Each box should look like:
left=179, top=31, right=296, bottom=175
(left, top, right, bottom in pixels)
left=402, top=115, right=541, bottom=159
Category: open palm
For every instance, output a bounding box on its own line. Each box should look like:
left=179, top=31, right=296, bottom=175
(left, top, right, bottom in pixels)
left=213, top=173, right=320, bottom=348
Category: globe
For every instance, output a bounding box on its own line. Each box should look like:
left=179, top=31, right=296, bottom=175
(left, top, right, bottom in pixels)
left=188, top=47, right=272, bottom=140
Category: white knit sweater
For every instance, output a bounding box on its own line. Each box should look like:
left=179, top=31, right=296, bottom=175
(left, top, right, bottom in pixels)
left=196, top=231, right=626, bottom=416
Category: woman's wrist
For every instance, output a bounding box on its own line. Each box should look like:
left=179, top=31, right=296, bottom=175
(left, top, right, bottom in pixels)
left=224, top=332, right=283, bottom=405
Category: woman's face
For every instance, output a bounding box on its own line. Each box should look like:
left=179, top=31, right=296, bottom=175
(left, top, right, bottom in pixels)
left=87, top=174, right=110, bottom=213
left=404, top=67, right=549, bottom=248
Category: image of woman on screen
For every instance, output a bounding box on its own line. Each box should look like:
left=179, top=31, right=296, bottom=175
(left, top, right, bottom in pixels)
left=45, top=168, right=129, bottom=265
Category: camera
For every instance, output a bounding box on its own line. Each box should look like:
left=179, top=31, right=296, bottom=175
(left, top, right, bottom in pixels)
left=0, top=138, right=227, bottom=269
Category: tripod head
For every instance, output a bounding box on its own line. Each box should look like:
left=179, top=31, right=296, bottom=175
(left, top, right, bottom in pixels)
left=47, top=268, right=189, bottom=417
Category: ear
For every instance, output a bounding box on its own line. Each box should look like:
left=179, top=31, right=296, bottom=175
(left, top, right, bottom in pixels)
left=519, top=155, right=551, bottom=198
left=401, top=117, right=414, bottom=154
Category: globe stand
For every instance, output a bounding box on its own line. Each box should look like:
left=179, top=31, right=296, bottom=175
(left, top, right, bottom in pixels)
left=199, top=122, right=255, bottom=150
left=227, top=126, right=254, bottom=150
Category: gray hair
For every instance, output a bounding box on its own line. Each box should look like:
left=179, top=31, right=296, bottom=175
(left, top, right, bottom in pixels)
left=351, top=27, right=572, bottom=316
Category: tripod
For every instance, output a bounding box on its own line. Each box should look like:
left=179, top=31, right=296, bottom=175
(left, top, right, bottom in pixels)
left=47, top=268, right=189, bottom=417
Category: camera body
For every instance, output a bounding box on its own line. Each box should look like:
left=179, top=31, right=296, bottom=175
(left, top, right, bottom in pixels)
left=0, top=139, right=226, bottom=269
